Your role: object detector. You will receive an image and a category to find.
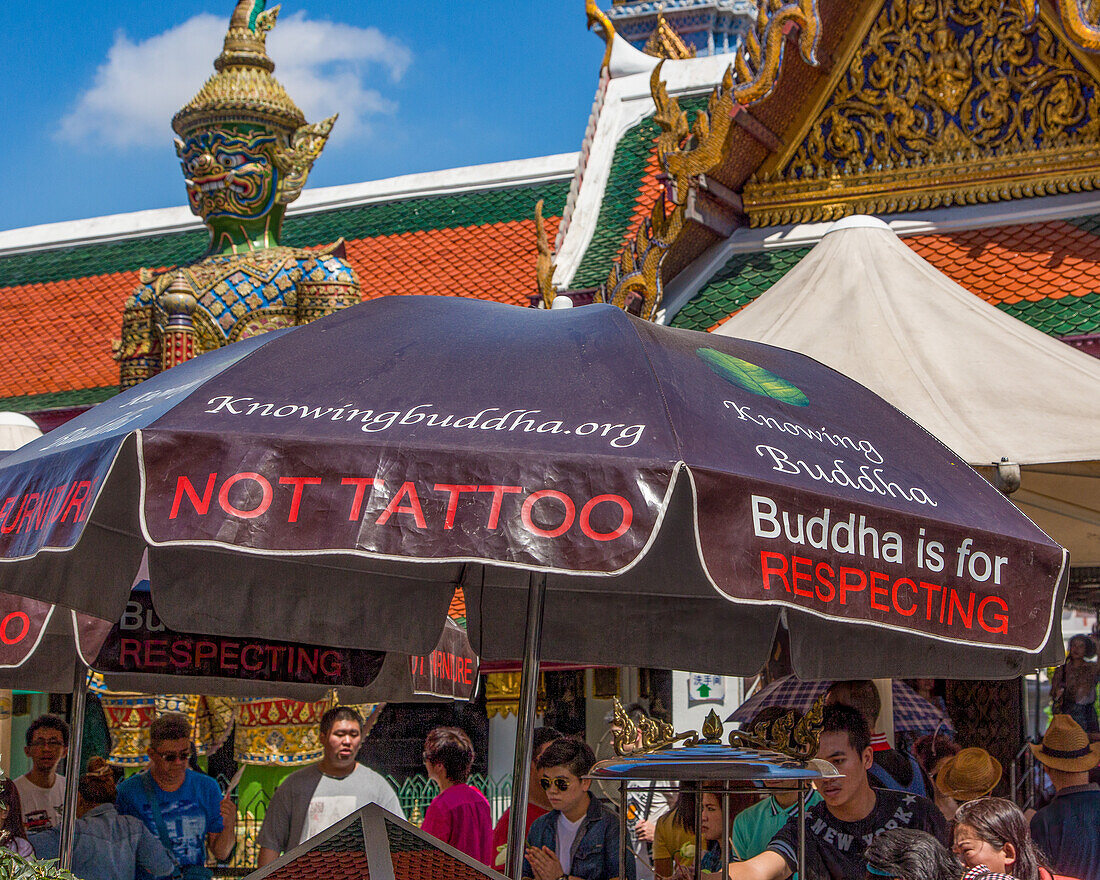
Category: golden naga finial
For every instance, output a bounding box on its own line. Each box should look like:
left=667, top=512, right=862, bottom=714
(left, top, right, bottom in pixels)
left=644, top=14, right=696, bottom=60
left=534, top=200, right=557, bottom=307
left=586, top=0, right=616, bottom=69
left=728, top=696, right=826, bottom=761
left=1016, top=0, right=1100, bottom=52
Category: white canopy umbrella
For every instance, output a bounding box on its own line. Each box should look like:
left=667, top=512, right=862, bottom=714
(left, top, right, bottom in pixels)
left=714, top=216, right=1100, bottom=576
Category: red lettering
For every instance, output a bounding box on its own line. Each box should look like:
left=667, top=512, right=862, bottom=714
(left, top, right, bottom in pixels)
left=218, top=473, right=273, bottom=519
left=947, top=588, right=975, bottom=629
left=220, top=641, right=240, bottom=671
left=298, top=648, right=319, bottom=676
left=791, top=556, right=813, bottom=598
left=760, top=551, right=790, bottom=592
left=815, top=562, right=835, bottom=603
left=49, top=483, right=79, bottom=524
left=891, top=578, right=917, bottom=617
left=977, top=595, right=1009, bottom=634
left=341, top=477, right=382, bottom=521
left=241, top=645, right=264, bottom=672
left=60, top=480, right=93, bottom=523
left=869, top=572, right=890, bottom=611
left=477, top=485, right=522, bottom=529
left=320, top=650, right=342, bottom=677
left=920, top=582, right=942, bottom=621
left=171, top=640, right=192, bottom=668
left=171, top=474, right=218, bottom=519
left=194, top=640, right=218, bottom=666
left=15, top=493, right=39, bottom=533
left=521, top=490, right=575, bottom=538
left=433, top=484, right=478, bottom=530
left=0, top=612, right=29, bottom=646
left=279, top=477, right=322, bottom=523
left=120, top=638, right=141, bottom=668
left=838, top=567, right=866, bottom=605
left=144, top=639, right=168, bottom=667
left=0, top=497, right=16, bottom=533
left=377, top=482, right=427, bottom=528
left=579, top=494, right=633, bottom=541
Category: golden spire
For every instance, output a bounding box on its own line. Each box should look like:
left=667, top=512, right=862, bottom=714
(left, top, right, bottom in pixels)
left=643, top=14, right=696, bottom=60
left=173, top=0, right=306, bottom=136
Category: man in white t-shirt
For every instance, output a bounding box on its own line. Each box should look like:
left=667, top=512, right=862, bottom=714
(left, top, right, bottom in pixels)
left=256, top=706, right=403, bottom=866
left=14, top=715, right=69, bottom=832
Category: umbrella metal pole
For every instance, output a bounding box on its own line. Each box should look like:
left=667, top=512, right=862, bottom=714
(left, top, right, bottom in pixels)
left=694, top=783, right=702, bottom=880
left=619, top=782, right=628, bottom=880
left=59, top=662, right=87, bottom=871
left=797, top=784, right=807, bottom=880
left=506, top=572, right=547, bottom=880
left=721, top=789, right=730, bottom=878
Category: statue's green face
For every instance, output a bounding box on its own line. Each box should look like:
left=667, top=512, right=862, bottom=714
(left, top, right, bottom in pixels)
left=177, top=128, right=278, bottom=224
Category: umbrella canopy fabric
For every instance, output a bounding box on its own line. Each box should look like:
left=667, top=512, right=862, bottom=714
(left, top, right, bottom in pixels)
left=0, top=554, right=477, bottom=701
left=727, top=675, right=954, bottom=736
left=713, top=216, right=1100, bottom=568
left=0, top=296, right=1067, bottom=678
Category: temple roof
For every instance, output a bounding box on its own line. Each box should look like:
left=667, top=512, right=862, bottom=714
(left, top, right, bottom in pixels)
left=0, top=155, right=575, bottom=414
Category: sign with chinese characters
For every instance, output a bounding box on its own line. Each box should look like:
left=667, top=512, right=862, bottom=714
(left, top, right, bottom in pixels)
left=688, top=673, right=724, bottom=706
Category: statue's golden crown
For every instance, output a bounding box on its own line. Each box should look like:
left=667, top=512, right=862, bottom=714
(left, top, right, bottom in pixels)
left=172, top=0, right=306, bottom=136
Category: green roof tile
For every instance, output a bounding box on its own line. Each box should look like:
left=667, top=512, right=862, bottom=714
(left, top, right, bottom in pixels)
left=998, top=291, right=1100, bottom=336
left=571, top=98, right=707, bottom=290
left=670, top=247, right=810, bottom=331
left=0, top=180, right=570, bottom=288
left=0, top=386, right=118, bottom=413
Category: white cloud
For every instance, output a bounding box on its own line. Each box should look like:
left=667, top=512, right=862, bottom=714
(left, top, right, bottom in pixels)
left=58, top=12, right=411, bottom=149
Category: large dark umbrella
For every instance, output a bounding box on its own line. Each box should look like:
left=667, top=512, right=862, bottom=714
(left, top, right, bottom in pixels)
left=0, top=296, right=1067, bottom=877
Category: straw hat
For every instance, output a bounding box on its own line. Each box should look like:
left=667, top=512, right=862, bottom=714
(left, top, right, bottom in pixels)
left=1030, top=714, right=1100, bottom=773
left=935, top=747, right=1002, bottom=800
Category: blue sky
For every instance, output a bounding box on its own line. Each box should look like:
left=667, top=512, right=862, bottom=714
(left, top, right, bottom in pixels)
left=0, top=1, right=603, bottom=231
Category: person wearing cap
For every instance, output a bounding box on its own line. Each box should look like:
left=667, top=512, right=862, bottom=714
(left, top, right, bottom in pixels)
left=1029, top=714, right=1100, bottom=880
left=934, top=748, right=1002, bottom=819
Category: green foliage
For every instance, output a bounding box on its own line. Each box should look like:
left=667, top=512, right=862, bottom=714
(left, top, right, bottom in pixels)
left=696, top=347, right=810, bottom=406
left=0, top=851, right=80, bottom=880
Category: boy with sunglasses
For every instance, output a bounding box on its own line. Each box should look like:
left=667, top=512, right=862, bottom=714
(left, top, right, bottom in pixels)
left=117, top=713, right=235, bottom=879
left=524, top=737, right=635, bottom=880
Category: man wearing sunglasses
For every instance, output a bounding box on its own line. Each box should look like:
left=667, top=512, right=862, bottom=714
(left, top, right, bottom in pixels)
left=524, top=736, right=635, bottom=880
left=117, top=713, right=236, bottom=880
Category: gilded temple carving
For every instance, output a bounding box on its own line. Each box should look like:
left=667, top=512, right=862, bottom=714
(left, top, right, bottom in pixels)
left=745, top=0, right=1100, bottom=225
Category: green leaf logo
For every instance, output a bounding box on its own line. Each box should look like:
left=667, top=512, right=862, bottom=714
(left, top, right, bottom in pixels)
left=696, top=347, right=809, bottom=406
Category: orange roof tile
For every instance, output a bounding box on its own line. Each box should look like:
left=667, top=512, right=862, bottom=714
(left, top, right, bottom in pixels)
left=905, top=219, right=1100, bottom=307
left=0, top=270, right=135, bottom=397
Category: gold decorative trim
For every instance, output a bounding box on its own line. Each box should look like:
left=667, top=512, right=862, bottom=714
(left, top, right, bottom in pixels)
left=728, top=696, right=825, bottom=762
left=745, top=140, right=1100, bottom=226
left=535, top=200, right=557, bottom=307
left=746, top=0, right=1100, bottom=226
left=1059, top=0, right=1100, bottom=51
left=735, top=0, right=821, bottom=106
left=599, top=62, right=737, bottom=315
left=586, top=0, right=616, bottom=70
left=611, top=697, right=823, bottom=761
left=598, top=1, right=823, bottom=313
left=643, top=14, right=696, bottom=60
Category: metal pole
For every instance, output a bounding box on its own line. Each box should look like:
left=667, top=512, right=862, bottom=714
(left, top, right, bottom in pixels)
left=506, top=572, right=547, bottom=880
left=619, top=781, right=628, bottom=880
left=721, top=788, right=730, bottom=877
left=694, top=784, right=702, bottom=880
left=797, top=784, right=807, bottom=880
left=59, top=662, right=87, bottom=871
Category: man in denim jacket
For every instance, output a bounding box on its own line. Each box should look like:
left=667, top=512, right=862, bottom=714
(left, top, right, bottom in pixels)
left=524, top=737, right=635, bottom=880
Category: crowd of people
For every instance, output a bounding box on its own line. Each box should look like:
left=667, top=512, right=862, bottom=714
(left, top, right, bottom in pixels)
left=4, top=643, right=1098, bottom=880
